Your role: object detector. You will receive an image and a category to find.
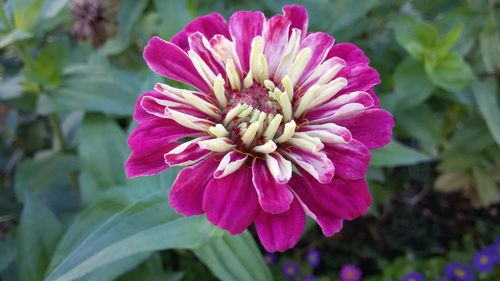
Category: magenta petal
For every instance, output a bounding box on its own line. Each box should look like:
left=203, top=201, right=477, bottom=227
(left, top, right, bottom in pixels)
left=323, top=139, right=370, bottom=180
left=143, top=36, right=210, bottom=93
left=337, top=65, right=380, bottom=96
left=326, top=42, right=370, bottom=66
left=281, top=147, right=334, bottom=184
left=263, top=15, right=291, bottom=75
left=170, top=156, right=219, bottom=216
left=282, top=5, right=308, bottom=37
left=164, top=137, right=211, bottom=166
left=298, top=32, right=334, bottom=83
left=335, top=109, right=394, bottom=149
left=307, top=91, right=375, bottom=122
left=255, top=198, right=305, bottom=252
left=125, top=119, right=200, bottom=178
left=289, top=173, right=372, bottom=236
left=133, top=91, right=166, bottom=122
left=252, top=158, right=294, bottom=214
left=203, top=166, right=258, bottom=235
left=171, top=13, right=230, bottom=51
left=188, top=32, right=226, bottom=75
left=229, top=11, right=265, bottom=72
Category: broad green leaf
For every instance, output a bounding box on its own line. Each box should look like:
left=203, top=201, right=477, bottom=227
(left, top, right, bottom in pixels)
left=0, top=238, right=16, bottom=273
left=479, top=13, right=500, bottom=72
left=99, top=0, right=149, bottom=55
left=39, top=64, right=141, bottom=115
left=78, top=114, right=128, bottom=203
left=24, top=38, right=69, bottom=89
left=392, top=17, right=438, bottom=61
left=396, top=104, right=441, bottom=150
left=17, top=194, right=63, bottom=281
left=13, top=0, right=42, bottom=31
left=446, top=119, right=496, bottom=154
left=14, top=150, right=79, bottom=210
left=194, top=231, right=273, bottom=281
left=472, top=78, right=500, bottom=148
left=393, top=58, right=435, bottom=110
left=0, top=29, right=32, bottom=48
left=424, top=53, right=473, bottom=92
left=436, top=9, right=483, bottom=56
left=39, top=0, right=68, bottom=19
left=370, top=140, right=432, bottom=167
left=0, top=76, right=23, bottom=100
left=82, top=253, right=151, bottom=281
left=435, top=25, right=462, bottom=56
left=472, top=167, right=500, bottom=206
left=435, top=171, right=472, bottom=193
left=153, top=0, right=192, bottom=39
left=117, top=254, right=183, bottom=281
left=45, top=190, right=222, bottom=281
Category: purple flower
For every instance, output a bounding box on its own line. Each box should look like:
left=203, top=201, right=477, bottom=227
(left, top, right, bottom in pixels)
left=264, top=252, right=277, bottom=265
left=125, top=5, right=393, bottom=253
left=281, top=261, right=301, bottom=280
left=492, top=237, right=500, bottom=263
left=444, top=262, right=474, bottom=281
left=339, top=264, right=362, bottom=281
left=472, top=247, right=495, bottom=272
left=305, top=248, right=321, bottom=268
left=400, top=272, right=424, bottom=281
left=301, top=274, right=317, bottom=281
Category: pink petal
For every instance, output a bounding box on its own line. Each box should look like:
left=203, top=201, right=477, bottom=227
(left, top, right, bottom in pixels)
left=125, top=119, right=200, bottom=177
left=255, top=198, right=305, bottom=252
left=203, top=166, right=259, bottom=235
left=252, top=158, right=294, bottom=214
left=337, top=65, right=380, bottom=96
left=306, top=91, right=375, bottom=122
left=169, top=156, right=219, bottom=216
left=188, top=32, right=226, bottom=75
left=164, top=136, right=212, bottom=166
left=298, top=123, right=352, bottom=144
left=326, top=43, right=370, bottom=66
left=214, top=151, right=247, bottom=178
left=323, top=139, right=370, bottom=180
left=334, top=108, right=394, bottom=149
left=171, top=13, right=230, bottom=51
left=298, top=32, right=335, bottom=84
left=263, top=15, right=291, bottom=75
left=144, top=36, right=210, bottom=93
left=282, top=5, right=308, bottom=38
left=289, top=172, right=372, bottom=236
left=265, top=153, right=292, bottom=184
left=229, top=11, right=265, bottom=72
left=133, top=91, right=165, bottom=122
left=280, top=147, right=334, bottom=184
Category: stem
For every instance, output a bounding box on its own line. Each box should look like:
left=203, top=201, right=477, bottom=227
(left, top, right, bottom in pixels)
left=49, top=114, right=69, bottom=154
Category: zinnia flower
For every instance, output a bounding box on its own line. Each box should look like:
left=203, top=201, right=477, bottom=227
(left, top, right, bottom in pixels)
left=400, top=272, right=424, bottom=281
left=339, top=264, right=362, bottom=281
left=444, top=262, right=474, bottom=281
left=125, top=5, right=393, bottom=252
left=472, top=247, right=495, bottom=272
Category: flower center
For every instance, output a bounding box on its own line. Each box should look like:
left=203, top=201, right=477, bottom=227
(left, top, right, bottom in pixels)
left=479, top=255, right=489, bottom=265
left=228, top=84, right=281, bottom=115
left=454, top=269, right=465, bottom=278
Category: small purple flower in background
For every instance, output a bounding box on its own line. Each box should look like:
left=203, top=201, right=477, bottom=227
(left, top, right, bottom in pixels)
left=400, top=272, right=424, bottom=281
left=339, top=264, right=362, bottom=281
left=281, top=261, right=301, bottom=280
left=492, top=237, right=500, bottom=263
left=301, top=274, right=317, bottom=281
left=305, top=248, right=321, bottom=269
left=434, top=277, right=448, bottom=281
left=264, top=252, right=277, bottom=265
left=472, top=247, right=495, bottom=272
left=444, top=262, right=474, bottom=281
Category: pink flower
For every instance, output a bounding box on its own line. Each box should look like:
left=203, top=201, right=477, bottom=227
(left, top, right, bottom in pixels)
left=125, top=5, right=393, bottom=252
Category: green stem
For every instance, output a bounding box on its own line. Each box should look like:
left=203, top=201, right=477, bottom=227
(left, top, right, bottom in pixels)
left=49, top=114, right=69, bottom=154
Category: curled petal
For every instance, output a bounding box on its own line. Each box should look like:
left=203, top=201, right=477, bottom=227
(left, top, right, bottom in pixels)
left=281, top=147, right=334, bottom=184
left=171, top=13, right=230, bottom=51
left=229, top=11, right=266, bottom=72
left=298, top=32, right=335, bottom=84
left=170, top=156, right=219, bottom=216
left=263, top=15, right=291, bottom=75
left=265, top=153, right=292, bottom=184
left=214, top=151, right=247, bottom=178
left=164, top=136, right=212, bottom=166
left=203, top=166, right=259, bottom=235
left=326, top=42, right=370, bottom=66
left=255, top=198, right=305, bottom=252
left=323, top=139, right=370, bottom=180
left=188, top=32, right=226, bottom=75
left=298, top=123, right=352, bottom=144
left=252, top=158, right=294, bottom=214
left=282, top=5, right=308, bottom=37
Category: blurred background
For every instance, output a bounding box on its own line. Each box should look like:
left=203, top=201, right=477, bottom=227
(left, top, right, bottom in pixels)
left=0, top=0, right=499, bottom=280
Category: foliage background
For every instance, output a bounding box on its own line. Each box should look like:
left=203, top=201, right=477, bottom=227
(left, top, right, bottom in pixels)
left=0, top=0, right=499, bottom=280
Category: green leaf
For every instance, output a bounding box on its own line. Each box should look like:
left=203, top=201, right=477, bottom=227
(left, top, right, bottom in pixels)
left=117, top=254, right=183, bottom=281
left=424, top=53, right=473, bottom=92
left=39, top=0, right=68, bottom=19
left=393, top=58, right=435, bottom=110
left=17, top=194, right=63, bottom=281
left=472, top=78, right=500, bottom=148
left=39, top=63, right=141, bottom=115
left=24, top=38, right=69, bottom=89
left=435, top=25, right=462, bottom=56
left=14, top=151, right=79, bottom=210
left=396, top=104, right=441, bottom=150
left=78, top=114, right=128, bottom=203
left=0, top=76, right=24, bottom=100
left=370, top=140, right=433, bottom=167
left=99, top=0, right=149, bottom=55
left=479, top=13, right=500, bottom=73
left=472, top=167, right=500, bottom=207
left=392, top=17, right=438, bottom=61
left=153, top=0, right=192, bottom=39
left=0, top=238, right=16, bottom=273
left=194, top=231, right=273, bottom=281
left=13, top=0, right=42, bottom=31
left=45, top=190, right=222, bottom=281
left=0, top=29, right=32, bottom=48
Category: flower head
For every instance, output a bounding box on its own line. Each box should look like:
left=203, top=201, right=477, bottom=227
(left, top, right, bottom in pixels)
left=400, top=272, right=424, bottom=281
left=444, top=262, right=474, bottom=281
left=305, top=247, right=321, bottom=269
left=281, top=261, right=301, bottom=280
left=339, top=264, right=362, bottom=281
left=472, top=247, right=495, bottom=272
left=126, top=5, right=393, bottom=252
left=70, top=0, right=116, bottom=47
